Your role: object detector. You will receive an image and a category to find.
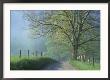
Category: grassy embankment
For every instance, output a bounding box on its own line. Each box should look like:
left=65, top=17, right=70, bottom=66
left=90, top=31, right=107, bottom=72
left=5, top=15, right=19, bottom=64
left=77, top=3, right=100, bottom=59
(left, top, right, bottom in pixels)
left=70, top=60, right=100, bottom=70
left=10, top=56, right=57, bottom=70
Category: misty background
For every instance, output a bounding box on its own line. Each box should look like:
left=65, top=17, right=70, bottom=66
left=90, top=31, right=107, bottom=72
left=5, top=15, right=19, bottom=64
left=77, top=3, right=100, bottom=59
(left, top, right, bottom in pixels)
left=10, top=10, right=100, bottom=61
left=11, top=11, right=47, bottom=55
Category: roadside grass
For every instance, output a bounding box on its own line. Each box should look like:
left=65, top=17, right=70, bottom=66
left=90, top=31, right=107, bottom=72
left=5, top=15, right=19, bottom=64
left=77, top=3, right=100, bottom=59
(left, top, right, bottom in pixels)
left=10, top=55, right=39, bottom=62
left=10, top=56, right=57, bottom=70
left=70, top=60, right=100, bottom=70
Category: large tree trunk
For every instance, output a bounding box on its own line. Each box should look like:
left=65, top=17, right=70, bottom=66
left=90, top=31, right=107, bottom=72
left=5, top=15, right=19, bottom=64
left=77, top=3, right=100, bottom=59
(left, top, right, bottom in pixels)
left=73, top=37, right=80, bottom=60
left=72, top=45, right=78, bottom=60
left=74, top=49, right=78, bottom=60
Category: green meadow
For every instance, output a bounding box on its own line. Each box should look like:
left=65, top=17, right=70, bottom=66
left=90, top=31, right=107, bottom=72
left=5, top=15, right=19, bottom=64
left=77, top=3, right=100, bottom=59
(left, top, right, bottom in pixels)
left=10, top=56, right=57, bottom=70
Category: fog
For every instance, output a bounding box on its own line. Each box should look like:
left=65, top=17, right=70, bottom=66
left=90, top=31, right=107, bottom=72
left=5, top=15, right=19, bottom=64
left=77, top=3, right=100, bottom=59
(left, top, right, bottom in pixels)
left=10, top=10, right=100, bottom=61
left=11, top=11, right=47, bottom=55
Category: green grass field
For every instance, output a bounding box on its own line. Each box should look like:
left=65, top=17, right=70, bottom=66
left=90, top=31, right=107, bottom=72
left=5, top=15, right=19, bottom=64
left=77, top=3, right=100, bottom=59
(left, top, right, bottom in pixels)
left=10, top=55, right=57, bottom=70
left=70, top=60, right=100, bottom=70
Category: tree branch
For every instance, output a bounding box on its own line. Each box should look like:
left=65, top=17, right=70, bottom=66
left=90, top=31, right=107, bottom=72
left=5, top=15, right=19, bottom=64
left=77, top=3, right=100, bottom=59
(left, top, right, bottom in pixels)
left=63, top=11, right=77, bottom=43
left=78, top=35, right=100, bottom=47
left=35, top=21, right=74, bottom=46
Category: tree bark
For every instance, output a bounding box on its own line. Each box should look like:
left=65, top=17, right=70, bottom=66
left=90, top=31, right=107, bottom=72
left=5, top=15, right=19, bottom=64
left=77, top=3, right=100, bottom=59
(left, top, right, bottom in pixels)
left=72, top=45, right=78, bottom=60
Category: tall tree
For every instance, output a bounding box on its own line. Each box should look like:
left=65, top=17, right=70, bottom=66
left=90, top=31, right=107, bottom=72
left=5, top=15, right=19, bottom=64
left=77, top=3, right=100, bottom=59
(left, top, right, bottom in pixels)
left=24, top=10, right=100, bottom=60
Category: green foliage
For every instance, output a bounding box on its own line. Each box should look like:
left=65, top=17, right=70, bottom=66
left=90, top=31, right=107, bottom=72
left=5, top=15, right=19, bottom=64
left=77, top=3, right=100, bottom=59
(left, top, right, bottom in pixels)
left=24, top=10, right=100, bottom=60
left=10, top=56, right=57, bottom=70
left=78, top=41, right=100, bottom=62
left=44, top=38, right=72, bottom=61
left=70, top=60, right=100, bottom=70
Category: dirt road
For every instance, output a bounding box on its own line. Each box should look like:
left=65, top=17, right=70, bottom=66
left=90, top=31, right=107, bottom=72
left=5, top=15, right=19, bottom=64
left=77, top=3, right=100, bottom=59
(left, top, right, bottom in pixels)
left=44, top=61, right=77, bottom=70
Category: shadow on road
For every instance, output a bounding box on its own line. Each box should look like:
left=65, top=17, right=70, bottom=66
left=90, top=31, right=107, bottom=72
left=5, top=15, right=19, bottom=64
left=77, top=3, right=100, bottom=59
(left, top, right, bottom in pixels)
left=43, top=61, right=77, bottom=70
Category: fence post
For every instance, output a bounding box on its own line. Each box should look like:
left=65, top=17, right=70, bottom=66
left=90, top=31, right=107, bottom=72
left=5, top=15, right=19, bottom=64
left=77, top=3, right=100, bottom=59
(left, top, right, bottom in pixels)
left=83, top=54, right=86, bottom=62
left=88, top=57, right=90, bottom=63
left=41, top=52, right=43, bottom=56
left=36, top=51, right=37, bottom=56
left=19, top=49, right=21, bottom=58
left=28, top=50, right=29, bottom=58
left=92, top=55, right=95, bottom=66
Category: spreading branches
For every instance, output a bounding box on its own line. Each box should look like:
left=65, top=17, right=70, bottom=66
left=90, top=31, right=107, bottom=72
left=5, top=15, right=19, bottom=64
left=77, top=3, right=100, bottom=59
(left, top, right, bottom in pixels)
left=24, top=10, right=100, bottom=59
left=78, top=35, right=100, bottom=47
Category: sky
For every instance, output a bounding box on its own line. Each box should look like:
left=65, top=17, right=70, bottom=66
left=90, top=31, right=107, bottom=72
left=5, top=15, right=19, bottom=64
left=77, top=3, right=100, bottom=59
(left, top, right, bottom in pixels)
left=11, top=10, right=46, bottom=55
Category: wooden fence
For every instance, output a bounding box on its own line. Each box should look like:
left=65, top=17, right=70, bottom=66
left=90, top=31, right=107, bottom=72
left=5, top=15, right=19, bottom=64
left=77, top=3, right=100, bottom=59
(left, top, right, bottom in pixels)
left=19, top=49, right=43, bottom=58
left=18, top=49, right=97, bottom=66
left=76, top=54, right=96, bottom=66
